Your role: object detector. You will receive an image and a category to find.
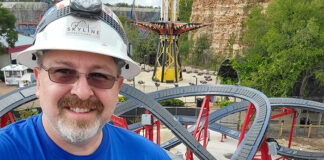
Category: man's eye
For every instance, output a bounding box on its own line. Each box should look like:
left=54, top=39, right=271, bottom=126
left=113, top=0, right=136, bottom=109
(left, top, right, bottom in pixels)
left=55, top=68, right=74, bottom=74
left=90, top=72, right=108, bottom=79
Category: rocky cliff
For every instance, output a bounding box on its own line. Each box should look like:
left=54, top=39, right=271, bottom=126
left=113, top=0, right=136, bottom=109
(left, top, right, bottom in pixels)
left=190, top=0, right=272, bottom=56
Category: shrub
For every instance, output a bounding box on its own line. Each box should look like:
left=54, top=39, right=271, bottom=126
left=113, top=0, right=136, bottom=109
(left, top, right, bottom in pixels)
left=217, top=100, right=232, bottom=108
left=158, top=98, right=184, bottom=107
left=18, top=108, right=39, bottom=120
left=118, top=96, right=128, bottom=102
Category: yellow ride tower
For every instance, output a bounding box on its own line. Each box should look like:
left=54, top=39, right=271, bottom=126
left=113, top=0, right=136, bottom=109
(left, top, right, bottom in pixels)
left=133, top=0, right=208, bottom=83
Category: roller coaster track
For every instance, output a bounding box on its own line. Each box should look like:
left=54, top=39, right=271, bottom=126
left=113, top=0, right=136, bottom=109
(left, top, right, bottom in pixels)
left=163, top=98, right=324, bottom=160
left=117, top=90, right=324, bottom=159
left=209, top=122, right=324, bottom=160
left=0, top=84, right=272, bottom=160
left=208, top=98, right=324, bottom=160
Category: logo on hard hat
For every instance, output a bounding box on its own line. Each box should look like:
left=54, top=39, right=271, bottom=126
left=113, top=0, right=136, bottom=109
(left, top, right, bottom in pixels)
left=66, top=18, right=100, bottom=39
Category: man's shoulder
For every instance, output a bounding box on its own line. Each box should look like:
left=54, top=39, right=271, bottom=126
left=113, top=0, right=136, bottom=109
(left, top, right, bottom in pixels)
left=0, top=114, right=42, bottom=159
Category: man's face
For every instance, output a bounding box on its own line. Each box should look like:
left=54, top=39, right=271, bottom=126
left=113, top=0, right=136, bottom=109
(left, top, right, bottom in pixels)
left=34, top=50, right=123, bottom=143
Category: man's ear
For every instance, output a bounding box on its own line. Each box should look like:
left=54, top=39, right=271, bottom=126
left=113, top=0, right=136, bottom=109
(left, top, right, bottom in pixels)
left=117, top=77, right=124, bottom=91
left=33, top=67, right=41, bottom=98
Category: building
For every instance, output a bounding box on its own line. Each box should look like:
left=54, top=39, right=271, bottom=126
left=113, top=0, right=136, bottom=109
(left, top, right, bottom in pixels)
left=0, top=33, right=34, bottom=69
left=1, top=64, right=28, bottom=85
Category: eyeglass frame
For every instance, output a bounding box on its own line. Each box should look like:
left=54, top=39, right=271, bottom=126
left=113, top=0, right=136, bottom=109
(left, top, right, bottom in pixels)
left=39, top=63, right=119, bottom=89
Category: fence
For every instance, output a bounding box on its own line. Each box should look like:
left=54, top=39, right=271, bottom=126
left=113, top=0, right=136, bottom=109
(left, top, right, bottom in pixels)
left=120, top=106, right=215, bottom=124
left=267, top=123, right=324, bottom=138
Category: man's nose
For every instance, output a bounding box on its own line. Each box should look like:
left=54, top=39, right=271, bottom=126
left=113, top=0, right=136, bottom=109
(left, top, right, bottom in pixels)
left=70, top=75, right=94, bottom=100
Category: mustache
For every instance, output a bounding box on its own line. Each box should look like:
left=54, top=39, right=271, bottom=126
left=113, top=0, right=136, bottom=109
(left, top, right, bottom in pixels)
left=57, top=94, right=104, bottom=112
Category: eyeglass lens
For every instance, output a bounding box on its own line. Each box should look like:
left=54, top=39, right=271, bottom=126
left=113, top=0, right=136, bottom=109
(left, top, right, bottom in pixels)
left=47, top=67, right=116, bottom=89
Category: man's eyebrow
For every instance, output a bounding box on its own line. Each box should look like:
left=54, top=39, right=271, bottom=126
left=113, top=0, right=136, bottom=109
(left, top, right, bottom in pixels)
left=51, top=60, right=75, bottom=67
left=91, top=65, right=114, bottom=73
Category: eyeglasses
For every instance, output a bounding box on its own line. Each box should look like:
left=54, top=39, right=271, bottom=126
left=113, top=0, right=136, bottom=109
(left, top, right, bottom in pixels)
left=40, top=64, right=118, bottom=89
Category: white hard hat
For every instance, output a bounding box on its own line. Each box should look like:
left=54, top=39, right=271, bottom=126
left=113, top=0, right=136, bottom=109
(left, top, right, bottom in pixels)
left=17, top=0, right=140, bottom=79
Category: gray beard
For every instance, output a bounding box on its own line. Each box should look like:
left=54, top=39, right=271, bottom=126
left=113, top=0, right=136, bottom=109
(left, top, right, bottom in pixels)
left=56, top=116, right=101, bottom=143
left=45, top=112, right=102, bottom=144
left=49, top=93, right=106, bottom=144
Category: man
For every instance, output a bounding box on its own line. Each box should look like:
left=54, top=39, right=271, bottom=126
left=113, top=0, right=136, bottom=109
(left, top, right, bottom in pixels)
left=0, top=0, right=171, bottom=159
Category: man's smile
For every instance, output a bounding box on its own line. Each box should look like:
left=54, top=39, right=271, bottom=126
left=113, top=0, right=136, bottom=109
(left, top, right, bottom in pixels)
left=68, top=107, right=93, bottom=113
left=63, top=106, right=99, bottom=119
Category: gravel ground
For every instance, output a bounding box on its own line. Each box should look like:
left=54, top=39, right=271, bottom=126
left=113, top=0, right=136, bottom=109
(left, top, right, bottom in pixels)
left=0, top=82, right=18, bottom=96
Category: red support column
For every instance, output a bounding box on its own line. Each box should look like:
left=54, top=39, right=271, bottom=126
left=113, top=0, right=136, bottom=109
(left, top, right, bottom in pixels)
left=238, top=103, right=256, bottom=147
left=133, top=128, right=143, bottom=134
left=144, top=125, right=148, bottom=138
left=241, top=107, right=297, bottom=160
left=0, top=112, right=15, bottom=128
left=186, top=95, right=210, bottom=160
left=156, top=120, right=160, bottom=146
left=1, top=114, right=9, bottom=128
left=8, top=112, right=15, bottom=123
left=269, top=107, right=296, bottom=160
left=258, top=137, right=272, bottom=160
left=186, top=148, right=193, bottom=160
left=148, top=125, right=153, bottom=141
left=192, top=96, right=210, bottom=138
left=110, top=114, right=128, bottom=129
left=288, top=111, right=296, bottom=148
left=270, top=107, right=296, bottom=149
left=203, top=96, right=210, bottom=147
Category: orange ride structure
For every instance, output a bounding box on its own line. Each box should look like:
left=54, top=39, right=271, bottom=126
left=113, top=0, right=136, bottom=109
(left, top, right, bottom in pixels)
left=132, top=0, right=209, bottom=83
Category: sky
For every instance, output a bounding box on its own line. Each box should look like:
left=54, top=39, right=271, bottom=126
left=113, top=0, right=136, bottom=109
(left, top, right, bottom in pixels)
left=102, top=0, right=161, bottom=7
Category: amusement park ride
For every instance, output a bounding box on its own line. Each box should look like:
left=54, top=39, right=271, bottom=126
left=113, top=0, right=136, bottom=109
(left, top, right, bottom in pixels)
left=132, top=0, right=209, bottom=83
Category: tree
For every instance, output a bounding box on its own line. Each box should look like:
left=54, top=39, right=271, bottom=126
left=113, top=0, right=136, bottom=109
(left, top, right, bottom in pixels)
left=118, top=15, right=159, bottom=64
left=115, top=3, right=130, bottom=8
left=178, top=0, right=194, bottom=65
left=104, top=3, right=112, bottom=7
left=179, top=38, right=193, bottom=59
left=134, top=32, right=159, bottom=64
left=0, top=3, right=18, bottom=54
left=192, top=34, right=210, bottom=66
left=179, top=0, right=193, bottom=23
left=233, top=0, right=324, bottom=97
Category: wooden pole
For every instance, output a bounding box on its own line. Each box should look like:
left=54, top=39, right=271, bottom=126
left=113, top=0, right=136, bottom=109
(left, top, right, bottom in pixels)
left=308, top=124, right=312, bottom=138
left=318, top=113, right=322, bottom=126
left=280, top=121, right=284, bottom=137
left=306, top=110, right=309, bottom=127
